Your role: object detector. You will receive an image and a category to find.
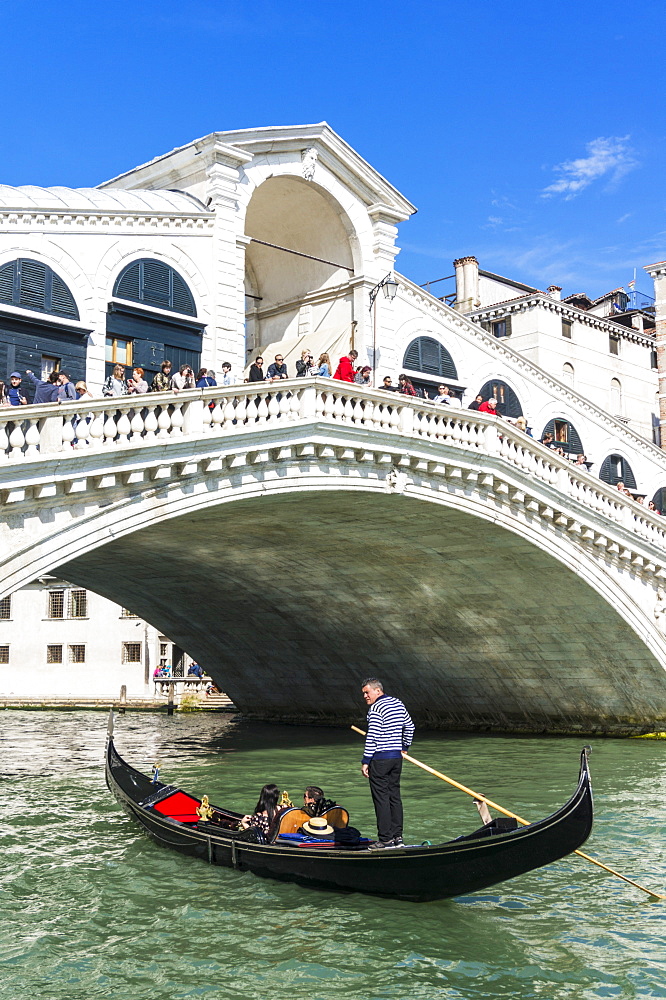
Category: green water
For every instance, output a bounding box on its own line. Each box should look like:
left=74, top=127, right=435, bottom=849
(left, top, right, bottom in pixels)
left=1, top=711, right=665, bottom=999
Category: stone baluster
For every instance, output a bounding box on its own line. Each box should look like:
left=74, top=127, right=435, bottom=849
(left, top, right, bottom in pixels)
left=130, top=409, right=145, bottom=440
left=256, top=394, right=269, bottom=424
left=170, top=402, right=184, bottom=437
left=222, top=396, right=236, bottom=430
left=61, top=415, right=76, bottom=450
left=267, top=391, right=280, bottom=422
left=0, top=421, right=8, bottom=460
left=24, top=418, right=41, bottom=457
left=115, top=410, right=131, bottom=445
left=103, top=410, right=117, bottom=445
left=73, top=416, right=92, bottom=450
left=143, top=407, right=158, bottom=442
left=278, top=391, right=291, bottom=421
left=182, top=398, right=204, bottom=437
left=157, top=406, right=172, bottom=438
left=8, top=421, right=26, bottom=459
left=88, top=412, right=105, bottom=450
left=400, top=403, right=414, bottom=435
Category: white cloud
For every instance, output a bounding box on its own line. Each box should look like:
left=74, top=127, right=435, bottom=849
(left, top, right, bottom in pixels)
left=542, top=136, right=638, bottom=199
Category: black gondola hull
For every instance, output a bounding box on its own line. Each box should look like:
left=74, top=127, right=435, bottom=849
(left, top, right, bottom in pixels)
left=105, top=734, right=593, bottom=902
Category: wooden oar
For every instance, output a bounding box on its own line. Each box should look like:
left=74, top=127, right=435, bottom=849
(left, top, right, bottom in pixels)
left=351, top=725, right=664, bottom=901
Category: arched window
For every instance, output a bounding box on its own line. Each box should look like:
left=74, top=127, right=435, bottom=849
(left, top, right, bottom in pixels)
left=0, top=259, right=78, bottom=319
left=562, top=363, right=574, bottom=387
left=477, top=379, right=523, bottom=418
left=113, top=259, right=196, bottom=316
left=403, top=337, right=457, bottom=380
left=651, top=488, right=666, bottom=513
left=610, top=378, right=622, bottom=415
left=541, top=418, right=583, bottom=456
left=599, top=455, right=636, bottom=489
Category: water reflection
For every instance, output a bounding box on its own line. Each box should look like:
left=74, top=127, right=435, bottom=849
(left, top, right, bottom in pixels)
left=1, top=711, right=665, bottom=1000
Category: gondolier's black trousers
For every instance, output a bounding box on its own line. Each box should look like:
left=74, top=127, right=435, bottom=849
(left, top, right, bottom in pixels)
left=369, top=757, right=403, bottom=843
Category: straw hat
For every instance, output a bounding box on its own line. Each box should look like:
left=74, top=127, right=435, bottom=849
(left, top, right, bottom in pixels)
left=302, top=816, right=334, bottom=836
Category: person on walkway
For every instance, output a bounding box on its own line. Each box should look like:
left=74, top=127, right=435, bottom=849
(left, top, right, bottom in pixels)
left=187, top=661, right=204, bottom=678
left=267, top=355, right=288, bottom=381
left=381, top=376, right=397, bottom=392
left=151, top=360, right=172, bottom=392
left=354, top=366, right=372, bottom=386
left=171, top=364, right=196, bottom=391
left=360, top=677, right=414, bottom=850
left=196, top=367, right=217, bottom=388
left=247, top=357, right=266, bottom=382
left=478, top=396, right=500, bottom=416
left=220, top=361, right=235, bottom=386
left=57, top=371, right=77, bottom=402
left=316, top=353, right=332, bottom=378
left=102, top=365, right=128, bottom=397
left=468, top=394, right=484, bottom=410
left=397, top=374, right=417, bottom=396
left=127, top=367, right=149, bottom=394
left=7, top=372, right=26, bottom=406
left=25, top=369, right=61, bottom=404
left=333, top=349, right=358, bottom=382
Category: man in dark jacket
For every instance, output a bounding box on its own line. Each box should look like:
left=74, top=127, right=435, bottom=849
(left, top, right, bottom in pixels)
left=25, top=370, right=61, bottom=404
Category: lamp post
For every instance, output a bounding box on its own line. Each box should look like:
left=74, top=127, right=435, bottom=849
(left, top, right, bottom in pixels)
left=369, top=273, right=398, bottom=386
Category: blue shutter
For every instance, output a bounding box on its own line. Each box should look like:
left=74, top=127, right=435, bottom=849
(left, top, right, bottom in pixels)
left=172, top=272, right=196, bottom=315
left=600, top=455, right=636, bottom=489
left=141, top=260, right=171, bottom=308
left=0, top=261, right=14, bottom=304
left=50, top=273, right=79, bottom=319
left=116, top=261, right=141, bottom=302
left=403, top=337, right=457, bottom=379
left=113, top=259, right=196, bottom=316
left=18, top=260, right=47, bottom=311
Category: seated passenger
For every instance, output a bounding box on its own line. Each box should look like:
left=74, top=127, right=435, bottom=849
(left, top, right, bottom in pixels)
left=303, top=785, right=338, bottom=817
left=239, top=783, right=280, bottom=835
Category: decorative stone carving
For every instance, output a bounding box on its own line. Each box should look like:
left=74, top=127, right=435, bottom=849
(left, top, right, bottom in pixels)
left=385, top=468, right=408, bottom=494
left=301, top=147, right=318, bottom=181
left=654, top=589, right=666, bottom=633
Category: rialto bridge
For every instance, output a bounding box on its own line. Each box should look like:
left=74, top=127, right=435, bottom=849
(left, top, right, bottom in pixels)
left=2, top=378, right=666, bottom=734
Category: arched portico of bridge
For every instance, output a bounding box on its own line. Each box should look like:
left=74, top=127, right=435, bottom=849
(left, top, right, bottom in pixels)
left=3, top=389, right=666, bottom=733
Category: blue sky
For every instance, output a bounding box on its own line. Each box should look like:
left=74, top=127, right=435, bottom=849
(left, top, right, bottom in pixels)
left=3, top=0, right=664, bottom=299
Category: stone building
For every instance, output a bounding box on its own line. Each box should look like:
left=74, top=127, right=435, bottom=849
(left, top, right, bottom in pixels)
left=0, top=578, right=192, bottom=700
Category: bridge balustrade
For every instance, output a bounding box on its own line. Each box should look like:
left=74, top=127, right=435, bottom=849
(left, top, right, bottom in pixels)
left=1, top=378, right=666, bottom=553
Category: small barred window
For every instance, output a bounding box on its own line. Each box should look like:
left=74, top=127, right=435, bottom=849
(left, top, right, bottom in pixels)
left=123, top=642, right=142, bottom=663
left=47, top=644, right=63, bottom=664
left=0, top=595, right=11, bottom=619
left=48, top=591, right=65, bottom=619
left=68, top=645, right=86, bottom=663
left=0, top=645, right=9, bottom=664
left=69, top=590, right=88, bottom=618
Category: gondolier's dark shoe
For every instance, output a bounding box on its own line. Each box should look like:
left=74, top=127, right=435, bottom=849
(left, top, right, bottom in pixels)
left=367, top=840, right=393, bottom=850
left=393, top=836, right=404, bottom=847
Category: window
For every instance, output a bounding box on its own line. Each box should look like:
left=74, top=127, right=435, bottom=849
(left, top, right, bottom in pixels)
left=554, top=420, right=568, bottom=444
left=0, top=646, right=8, bottom=664
left=105, top=335, right=133, bottom=367
left=120, top=608, right=139, bottom=618
left=48, top=590, right=65, bottom=619
left=68, top=644, right=86, bottom=663
left=41, top=355, right=60, bottom=380
left=0, top=595, right=11, bottom=619
left=123, top=642, right=142, bottom=663
left=651, top=349, right=658, bottom=370
left=610, top=378, right=622, bottom=415
left=562, top=363, right=574, bottom=387
left=68, top=589, right=88, bottom=618
left=403, top=337, right=457, bottom=379
left=562, top=320, right=572, bottom=339
left=541, top=418, right=583, bottom=456
left=113, top=259, right=197, bottom=316
left=600, top=455, right=636, bottom=489
left=491, top=317, right=511, bottom=338
left=0, top=259, right=79, bottom=319
left=609, top=334, right=620, bottom=356
left=47, top=644, right=63, bottom=663
left=477, top=380, right=523, bottom=419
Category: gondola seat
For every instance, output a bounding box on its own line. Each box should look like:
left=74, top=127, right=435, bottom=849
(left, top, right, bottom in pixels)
left=151, top=790, right=202, bottom=824
left=270, top=806, right=350, bottom=843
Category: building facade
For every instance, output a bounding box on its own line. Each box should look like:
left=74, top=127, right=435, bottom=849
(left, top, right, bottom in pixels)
left=0, top=578, right=192, bottom=699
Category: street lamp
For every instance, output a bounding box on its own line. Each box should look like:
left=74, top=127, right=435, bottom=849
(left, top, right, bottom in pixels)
left=369, top=272, right=399, bottom=310
left=369, top=273, right=399, bottom=386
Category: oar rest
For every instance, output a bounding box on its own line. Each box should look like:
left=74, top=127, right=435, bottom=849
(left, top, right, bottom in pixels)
left=269, top=806, right=350, bottom=842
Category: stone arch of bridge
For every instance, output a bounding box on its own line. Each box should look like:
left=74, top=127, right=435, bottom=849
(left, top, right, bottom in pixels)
left=5, top=455, right=666, bottom=733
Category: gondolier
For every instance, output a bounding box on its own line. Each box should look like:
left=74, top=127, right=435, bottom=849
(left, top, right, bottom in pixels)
left=360, top=677, right=415, bottom=850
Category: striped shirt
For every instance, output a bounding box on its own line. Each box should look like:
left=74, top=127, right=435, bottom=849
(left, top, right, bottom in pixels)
left=362, top=695, right=415, bottom=764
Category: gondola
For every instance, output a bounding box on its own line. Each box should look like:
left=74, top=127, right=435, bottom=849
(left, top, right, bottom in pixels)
left=105, top=716, right=594, bottom=903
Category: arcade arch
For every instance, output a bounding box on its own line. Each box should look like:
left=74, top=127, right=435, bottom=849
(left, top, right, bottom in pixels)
left=243, top=176, right=358, bottom=370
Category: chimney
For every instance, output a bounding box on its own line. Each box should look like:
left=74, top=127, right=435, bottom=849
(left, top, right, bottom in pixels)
left=453, top=256, right=479, bottom=312
left=547, top=285, right=562, bottom=301
left=644, top=260, right=666, bottom=448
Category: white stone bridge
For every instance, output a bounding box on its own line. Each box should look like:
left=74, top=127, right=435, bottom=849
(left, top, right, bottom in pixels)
left=2, top=379, right=666, bottom=733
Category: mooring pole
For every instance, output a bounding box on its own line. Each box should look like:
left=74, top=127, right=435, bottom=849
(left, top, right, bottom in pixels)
left=119, top=684, right=127, bottom=715
left=167, top=683, right=175, bottom=716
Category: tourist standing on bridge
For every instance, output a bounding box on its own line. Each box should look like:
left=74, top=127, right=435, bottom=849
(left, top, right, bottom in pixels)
left=333, top=349, right=358, bottom=382
left=57, top=371, right=77, bottom=402
left=267, top=355, right=288, bottom=380
left=103, top=365, right=129, bottom=397
left=247, top=357, right=266, bottom=382
left=25, top=369, right=61, bottom=404
left=397, top=374, right=417, bottom=396
left=360, top=678, right=414, bottom=850
left=7, top=373, right=26, bottom=406
left=151, top=360, right=172, bottom=392
left=479, top=396, right=500, bottom=416
left=171, top=364, right=196, bottom=391
left=220, top=362, right=235, bottom=386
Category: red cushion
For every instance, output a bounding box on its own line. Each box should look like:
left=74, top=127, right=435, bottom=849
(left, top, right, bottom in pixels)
left=152, top=791, right=202, bottom=823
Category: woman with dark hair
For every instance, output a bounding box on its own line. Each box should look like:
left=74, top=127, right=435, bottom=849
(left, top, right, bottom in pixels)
left=196, top=367, right=217, bottom=388
left=239, top=783, right=280, bottom=835
left=397, top=373, right=417, bottom=396
left=247, top=357, right=266, bottom=382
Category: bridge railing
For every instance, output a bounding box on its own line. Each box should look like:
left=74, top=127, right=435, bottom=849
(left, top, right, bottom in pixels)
left=1, top=378, right=666, bottom=550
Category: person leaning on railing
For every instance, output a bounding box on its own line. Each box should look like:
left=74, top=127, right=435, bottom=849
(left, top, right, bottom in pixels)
left=103, top=365, right=129, bottom=397
left=25, top=370, right=61, bottom=404
left=151, top=360, right=172, bottom=392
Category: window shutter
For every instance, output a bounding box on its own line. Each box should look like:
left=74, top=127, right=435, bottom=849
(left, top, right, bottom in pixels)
left=504, top=314, right=512, bottom=337
left=18, top=259, right=47, bottom=310
left=116, top=261, right=141, bottom=301
left=403, top=337, right=457, bottom=380
left=600, top=455, right=636, bottom=489
left=50, top=272, right=79, bottom=318
left=141, top=260, right=171, bottom=308
left=172, top=272, right=196, bottom=315
left=0, top=261, right=14, bottom=304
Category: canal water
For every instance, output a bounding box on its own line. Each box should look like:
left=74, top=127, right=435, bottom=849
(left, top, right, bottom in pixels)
left=1, top=711, right=665, bottom=1000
